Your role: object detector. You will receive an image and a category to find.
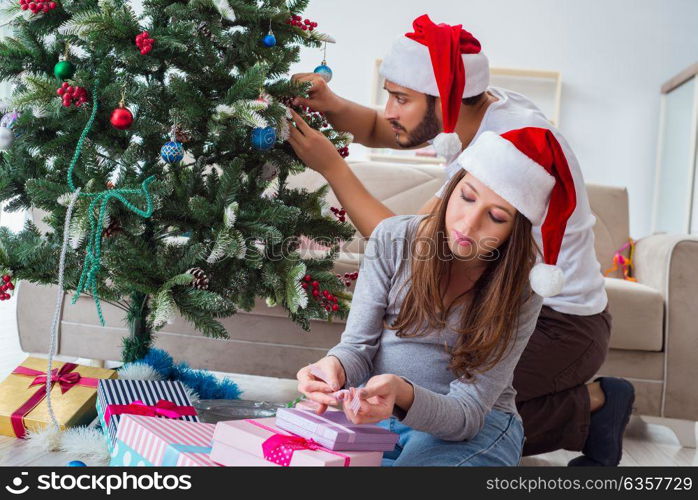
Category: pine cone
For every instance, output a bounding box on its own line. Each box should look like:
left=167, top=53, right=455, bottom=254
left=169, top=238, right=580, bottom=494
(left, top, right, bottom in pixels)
left=173, top=124, right=191, bottom=143
left=187, top=267, right=209, bottom=290
left=198, top=21, right=212, bottom=38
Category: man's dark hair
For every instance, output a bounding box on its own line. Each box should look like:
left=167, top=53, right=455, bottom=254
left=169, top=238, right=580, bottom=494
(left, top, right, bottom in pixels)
left=462, top=92, right=485, bottom=106
left=425, top=92, right=486, bottom=108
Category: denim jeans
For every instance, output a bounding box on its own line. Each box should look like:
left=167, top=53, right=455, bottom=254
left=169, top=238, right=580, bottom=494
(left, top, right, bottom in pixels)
left=375, top=408, right=525, bottom=466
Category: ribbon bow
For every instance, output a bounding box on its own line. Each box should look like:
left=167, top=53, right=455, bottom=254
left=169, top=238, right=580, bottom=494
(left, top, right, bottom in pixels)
left=10, top=362, right=99, bottom=438
left=262, top=434, right=329, bottom=467
left=28, top=364, right=83, bottom=394
left=103, top=399, right=197, bottom=425
left=245, top=419, right=350, bottom=466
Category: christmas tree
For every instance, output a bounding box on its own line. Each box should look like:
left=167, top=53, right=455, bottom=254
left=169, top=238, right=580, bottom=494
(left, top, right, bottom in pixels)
left=0, top=0, right=354, bottom=362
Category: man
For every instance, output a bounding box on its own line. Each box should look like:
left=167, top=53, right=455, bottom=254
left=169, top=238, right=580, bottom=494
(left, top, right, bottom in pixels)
left=287, top=14, right=635, bottom=466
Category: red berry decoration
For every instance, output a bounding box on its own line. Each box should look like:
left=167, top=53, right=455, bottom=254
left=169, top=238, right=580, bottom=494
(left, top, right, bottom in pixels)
left=57, top=82, right=88, bottom=108
left=0, top=274, right=14, bottom=301
left=286, top=16, right=318, bottom=31
left=330, top=206, right=347, bottom=223
left=337, top=271, right=359, bottom=288
left=110, top=105, right=134, bottom=130
left=299, top=273, right=342, bottom=314
left=135, top=31, right=155, bottom=55
left=338, top=146, right=350, bottom=158
left=19, top=0, right=57, bottom=14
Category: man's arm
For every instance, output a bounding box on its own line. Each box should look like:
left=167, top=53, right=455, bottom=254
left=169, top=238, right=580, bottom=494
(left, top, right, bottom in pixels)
left=324, top=96, right=404, bottom=149
left=291, top=73, right=423, bottom=149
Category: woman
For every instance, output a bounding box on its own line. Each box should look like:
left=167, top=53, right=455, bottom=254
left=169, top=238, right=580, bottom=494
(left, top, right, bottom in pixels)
left=297, top=128, right=575, bottom=466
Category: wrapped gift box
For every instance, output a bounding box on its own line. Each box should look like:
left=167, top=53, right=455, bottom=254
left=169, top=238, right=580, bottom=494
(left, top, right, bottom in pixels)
left=110, top=414, right=219, bottom=466
left=211, top=417, right=383, bottom=467
left=275, top=407, right=398, bottom=451
left=0, top=356, right=117, bottom=438
left=97, top=379, right=198, bottom=450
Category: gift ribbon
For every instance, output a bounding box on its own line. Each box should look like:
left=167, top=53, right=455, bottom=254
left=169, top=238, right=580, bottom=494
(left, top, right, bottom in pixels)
left=103, top=399, right=198, bottom=425
left=64, top=76, right=156, bottom=326
left=162, top=444, right=213, bottom=466
left=244, top=419, right=350, bottom=467
left=10, top=362, right=100, bottom=439
left=288, top=408, right=357, bottom=443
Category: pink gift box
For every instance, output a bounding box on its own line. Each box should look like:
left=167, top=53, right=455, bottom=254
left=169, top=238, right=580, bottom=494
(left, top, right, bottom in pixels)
left=113, top=414, right=220, bottom=466
left=275, top=407, right=398, bottom=451
left=211, top=417, right=383, bottom=467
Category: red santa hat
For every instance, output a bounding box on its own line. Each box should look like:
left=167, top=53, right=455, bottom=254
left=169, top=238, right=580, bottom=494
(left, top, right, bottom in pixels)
left=456, top=127, right=577, bottom=297
left=379, top=14, right=489, bottom=161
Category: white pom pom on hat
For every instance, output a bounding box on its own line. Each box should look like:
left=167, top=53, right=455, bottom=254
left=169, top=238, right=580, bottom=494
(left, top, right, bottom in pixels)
left=456, top=127, right=578, bottom=298
left=529, top=263, right=565, bottom=298
left=379, top=14, right=489, bottom=162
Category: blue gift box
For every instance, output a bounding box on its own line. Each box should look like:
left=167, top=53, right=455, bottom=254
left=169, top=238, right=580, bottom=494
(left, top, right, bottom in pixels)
left=96, top=379, right=198, bottom=450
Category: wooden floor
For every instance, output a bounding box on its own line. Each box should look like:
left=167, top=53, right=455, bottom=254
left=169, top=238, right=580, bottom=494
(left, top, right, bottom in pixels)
left=0, top=295, right=696, bottom=466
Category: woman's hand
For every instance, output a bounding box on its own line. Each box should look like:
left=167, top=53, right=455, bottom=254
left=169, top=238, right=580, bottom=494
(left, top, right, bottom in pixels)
left=296, top=356, right=346, bottom=414
left=286, top=109, right=346, bottom=178
left=341, top=374, right=415, bottom=424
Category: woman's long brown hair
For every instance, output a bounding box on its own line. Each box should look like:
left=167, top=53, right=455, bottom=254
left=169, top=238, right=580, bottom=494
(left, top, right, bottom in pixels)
left=387, top=169, right=538, bottom=381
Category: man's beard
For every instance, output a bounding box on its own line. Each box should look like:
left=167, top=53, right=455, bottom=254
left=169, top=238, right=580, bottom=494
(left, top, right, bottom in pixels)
left=391, top=98, right=441, bottom=148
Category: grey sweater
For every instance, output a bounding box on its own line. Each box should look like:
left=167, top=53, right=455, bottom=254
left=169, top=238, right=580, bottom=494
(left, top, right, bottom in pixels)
left=326, top=214, right=543, bottom=441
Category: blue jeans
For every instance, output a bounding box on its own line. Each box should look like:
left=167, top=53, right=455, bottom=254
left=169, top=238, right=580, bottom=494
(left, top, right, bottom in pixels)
left=375, top=408, right=525, bottom=466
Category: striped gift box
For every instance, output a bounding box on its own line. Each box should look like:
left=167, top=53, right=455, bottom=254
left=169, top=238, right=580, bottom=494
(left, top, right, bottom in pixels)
left=111, top=414, right=219, bottom=467
left=97, top=379, right=198, bottom=450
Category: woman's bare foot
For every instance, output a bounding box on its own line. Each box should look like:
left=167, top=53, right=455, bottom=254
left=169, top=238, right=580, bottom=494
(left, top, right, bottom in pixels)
left=587, top=380, right=606, bottom=412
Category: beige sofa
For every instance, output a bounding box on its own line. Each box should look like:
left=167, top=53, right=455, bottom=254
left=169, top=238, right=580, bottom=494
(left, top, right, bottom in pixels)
left=17, top=161, right=698, bottom=446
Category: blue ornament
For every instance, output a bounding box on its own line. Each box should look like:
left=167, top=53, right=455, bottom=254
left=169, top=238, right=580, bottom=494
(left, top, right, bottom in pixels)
left=251, top=126, right=276, bottom=151
left=67, top=460, right=87, bottom=467
left=160, top=141, right=184, bottom=164
left=314, top=64, right=333, bottom=83
left=262, top=33, right=277, bottom=47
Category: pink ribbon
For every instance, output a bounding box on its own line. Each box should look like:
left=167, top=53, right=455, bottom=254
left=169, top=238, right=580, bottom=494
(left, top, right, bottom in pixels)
left=103, top=399, right=198, bottom=425
left=245, top=419, right=350, bottom=467
left=10, top=362, right=100, bottom=439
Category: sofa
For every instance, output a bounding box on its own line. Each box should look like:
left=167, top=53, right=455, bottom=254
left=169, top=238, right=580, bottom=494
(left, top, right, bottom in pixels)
left=16, top=161, right=698, bottom=446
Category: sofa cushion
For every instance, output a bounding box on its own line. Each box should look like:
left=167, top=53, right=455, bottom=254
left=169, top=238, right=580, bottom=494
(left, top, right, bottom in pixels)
left=604, top=277, right=664, bottom=351
left=287, top=161, right=445, bottom=254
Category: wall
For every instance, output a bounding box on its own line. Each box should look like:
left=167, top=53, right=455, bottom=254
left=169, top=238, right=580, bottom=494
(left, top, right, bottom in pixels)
left=289, top=0, right=698, bottom=238
left=2, top=1, right=697, bottom=237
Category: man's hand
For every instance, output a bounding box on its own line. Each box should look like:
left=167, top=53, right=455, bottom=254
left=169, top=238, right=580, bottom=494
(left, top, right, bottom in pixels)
left=287, top=109, right=346, bottom=177
left=341, top=374, right=414, bottom=424
left=290, top=72, right=342, bottom=113
left=296, top=356, right=347, bottom=414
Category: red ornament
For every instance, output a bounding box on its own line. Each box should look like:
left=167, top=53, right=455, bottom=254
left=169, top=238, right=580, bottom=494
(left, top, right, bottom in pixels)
left=110, top=106, right=134, bottom=130
left=135, top=31, right=155, bottom=55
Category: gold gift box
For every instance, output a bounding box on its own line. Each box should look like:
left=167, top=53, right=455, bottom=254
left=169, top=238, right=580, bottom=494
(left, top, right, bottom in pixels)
left=0, top=356, right=117, bottom=438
